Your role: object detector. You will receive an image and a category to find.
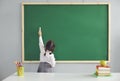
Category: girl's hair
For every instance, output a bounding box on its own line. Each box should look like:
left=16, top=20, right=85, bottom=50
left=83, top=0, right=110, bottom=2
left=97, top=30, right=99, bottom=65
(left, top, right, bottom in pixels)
left=44, top=40, right=55, bottom=56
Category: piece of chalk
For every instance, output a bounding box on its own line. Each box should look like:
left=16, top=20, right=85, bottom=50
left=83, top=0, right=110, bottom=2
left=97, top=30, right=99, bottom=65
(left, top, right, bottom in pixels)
left=39, top=27, right=41, bottom=31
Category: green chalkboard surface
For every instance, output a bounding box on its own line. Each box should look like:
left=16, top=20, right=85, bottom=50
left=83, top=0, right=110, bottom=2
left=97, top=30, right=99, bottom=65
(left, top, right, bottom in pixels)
left=22, top=3, right=109, bottom=63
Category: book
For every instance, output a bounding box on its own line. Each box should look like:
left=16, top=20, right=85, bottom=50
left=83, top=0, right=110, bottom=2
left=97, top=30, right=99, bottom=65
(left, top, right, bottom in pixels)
left=96, top=65, right=110, bottom=70
left=96, top=70, right=110, bottom=74
left=96, top=65, right=110, bottom=69
left=95, top=65, right=111, bottom=76
left=96, top=73, right=110, bottom=76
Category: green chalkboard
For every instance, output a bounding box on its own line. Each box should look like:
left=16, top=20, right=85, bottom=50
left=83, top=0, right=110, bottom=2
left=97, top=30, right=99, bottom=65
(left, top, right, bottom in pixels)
left=22, top=3, right=109, bottom=63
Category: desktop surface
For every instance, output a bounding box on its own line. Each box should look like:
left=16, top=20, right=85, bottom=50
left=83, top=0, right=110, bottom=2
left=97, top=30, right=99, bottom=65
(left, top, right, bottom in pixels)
left=2, top=72, right=120, bottom=81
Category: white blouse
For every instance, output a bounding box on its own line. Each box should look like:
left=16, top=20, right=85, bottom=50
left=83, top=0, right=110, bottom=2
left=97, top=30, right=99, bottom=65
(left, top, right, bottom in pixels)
left=39, top=36, right=56, bottom=67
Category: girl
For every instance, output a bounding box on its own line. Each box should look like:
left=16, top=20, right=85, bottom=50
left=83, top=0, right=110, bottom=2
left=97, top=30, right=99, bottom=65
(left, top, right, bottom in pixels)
left=37, top=28, right=56, bottom=72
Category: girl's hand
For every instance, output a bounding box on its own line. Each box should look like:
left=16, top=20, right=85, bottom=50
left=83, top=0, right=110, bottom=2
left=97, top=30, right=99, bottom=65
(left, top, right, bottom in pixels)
left=38, top=31, right=42, bottom=36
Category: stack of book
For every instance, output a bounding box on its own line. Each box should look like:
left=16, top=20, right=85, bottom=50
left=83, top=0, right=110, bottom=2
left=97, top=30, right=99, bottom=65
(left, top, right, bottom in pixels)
left=96, top=65, right=111, bottom=76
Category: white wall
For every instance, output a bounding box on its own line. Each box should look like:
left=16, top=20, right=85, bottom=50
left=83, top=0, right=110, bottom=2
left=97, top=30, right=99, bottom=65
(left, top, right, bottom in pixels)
left=0, top=0, right=120, bottom=80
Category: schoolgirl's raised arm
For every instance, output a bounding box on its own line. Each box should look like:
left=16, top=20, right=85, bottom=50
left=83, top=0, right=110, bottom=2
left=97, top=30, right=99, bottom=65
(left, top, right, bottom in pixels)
left=38, top=27, right=45, bottom=54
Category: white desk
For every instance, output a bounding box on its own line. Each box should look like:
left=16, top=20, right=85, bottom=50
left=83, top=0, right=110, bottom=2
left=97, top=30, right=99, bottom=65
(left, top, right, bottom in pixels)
left=2, top=72, right=120, bottom=81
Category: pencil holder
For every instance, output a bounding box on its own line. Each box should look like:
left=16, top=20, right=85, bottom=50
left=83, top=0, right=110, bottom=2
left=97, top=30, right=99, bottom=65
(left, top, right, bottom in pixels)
left=17, top=66, right=24, bottom=76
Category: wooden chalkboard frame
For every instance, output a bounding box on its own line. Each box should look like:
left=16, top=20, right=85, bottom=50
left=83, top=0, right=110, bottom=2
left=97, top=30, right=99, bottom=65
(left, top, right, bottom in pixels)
left=22, top=2, right=110, bottom=63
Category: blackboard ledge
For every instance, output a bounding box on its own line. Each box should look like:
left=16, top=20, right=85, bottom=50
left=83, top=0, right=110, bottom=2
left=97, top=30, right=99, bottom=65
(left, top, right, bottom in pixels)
left=22, top=60, right=110, bottom=64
